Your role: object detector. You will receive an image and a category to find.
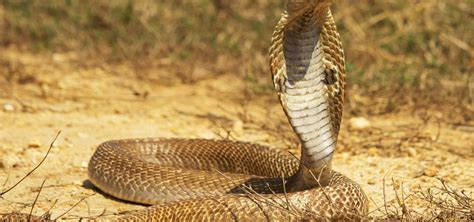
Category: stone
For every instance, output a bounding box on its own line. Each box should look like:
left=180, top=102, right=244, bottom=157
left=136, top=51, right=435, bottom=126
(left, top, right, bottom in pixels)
left=349, top=117, right=371, bottom=130
left=28, top=141, right=41, bottom=149
left=423, top=167, right=438, bottom=177
left=1, top=153, right=21, bottom=169
left=368, top=147, right=379, bottom=156
left=2, top=102, right=15, bottom=112
left=367, top=179, right=376, bottom=185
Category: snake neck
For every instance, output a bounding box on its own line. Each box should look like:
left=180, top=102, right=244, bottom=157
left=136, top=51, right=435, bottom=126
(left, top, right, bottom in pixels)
left=271, top=3, right=342, bottom=191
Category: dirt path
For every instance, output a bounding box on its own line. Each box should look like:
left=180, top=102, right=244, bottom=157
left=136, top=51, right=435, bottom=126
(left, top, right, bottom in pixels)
left=0, top=49, right=472, bottom=220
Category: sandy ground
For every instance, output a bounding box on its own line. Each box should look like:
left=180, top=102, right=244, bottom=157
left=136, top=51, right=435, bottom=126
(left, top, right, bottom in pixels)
left=0, top=48, right=472, bottom=220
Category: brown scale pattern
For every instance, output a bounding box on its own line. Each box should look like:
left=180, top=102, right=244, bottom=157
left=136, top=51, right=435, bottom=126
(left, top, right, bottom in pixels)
left=320, top=10, right=346, bottom=137
left=88, top=139, right=302, bottom=205
left=118, top=172, right=366, bottom=221
left=0, top=213, right=50, bottom=222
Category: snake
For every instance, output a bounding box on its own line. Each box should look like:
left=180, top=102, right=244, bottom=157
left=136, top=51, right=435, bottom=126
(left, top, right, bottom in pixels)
left=1, top=0, right=368, bottom=221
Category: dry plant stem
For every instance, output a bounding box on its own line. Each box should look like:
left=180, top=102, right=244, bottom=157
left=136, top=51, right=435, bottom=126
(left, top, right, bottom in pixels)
left=368, top=196, right=385, bottom=216
left=74, top=208, right=108, bottom=221
left=94, top=209, right=108, bottom=221
left=280, top=171, right=293, bottom=214
left=0, top=131, right=61, bottom=196
left=214, top=170, right=303, bottom=218
left=391, top=178, right=412, bottom=219
left=433, top=179, right=472, bottom=217
left=383, top=178, right=389, bottom=216
left=1, top=174, right=10, bottom=188
left=42, top=199, right=58, bottom=218
left=28, top=179, right=47, bottom=221
left=54, top=193, right=95, bottom=221
left=399, top=182, right=411, bottom=219
left=261, top=179, right=290, bottom=213
left=289, top=152, right=364, bottom=219
left=287, top=152, right=335, bottom=208
left=391, top=178, right=401, bottom=217
left=367, top=177, right=473, bottom=220
left=244, top=196, right=270, bottom=221
left=305, top=164, right=366, bottom=219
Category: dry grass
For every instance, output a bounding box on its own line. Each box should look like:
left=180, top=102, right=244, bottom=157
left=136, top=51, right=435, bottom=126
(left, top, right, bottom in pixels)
left=369, top=178, right=473, bottom=221
left=1, top=0, right=472, bottom=115
left=334, top=0, right=473, bottom=118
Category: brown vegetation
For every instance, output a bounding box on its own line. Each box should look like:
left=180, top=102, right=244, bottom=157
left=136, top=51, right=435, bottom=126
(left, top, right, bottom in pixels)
left=1, top=0, right=472, bottom=111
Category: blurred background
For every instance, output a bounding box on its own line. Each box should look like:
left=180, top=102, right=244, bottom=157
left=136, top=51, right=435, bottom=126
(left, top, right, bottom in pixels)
left=0, top=0, right=473, bottom=118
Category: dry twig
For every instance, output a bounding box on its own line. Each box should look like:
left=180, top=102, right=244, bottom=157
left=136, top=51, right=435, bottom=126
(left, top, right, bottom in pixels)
left=0, top=131, right=61, bottom=196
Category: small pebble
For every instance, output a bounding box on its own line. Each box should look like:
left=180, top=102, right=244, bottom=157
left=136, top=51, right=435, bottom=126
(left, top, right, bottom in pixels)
left=77, top=132, right=88, bottom=138
left=407, top=147, right=417, bottom=157
left=24, top=149, right=43, bottom=162
left=349, top=117, right=371, bottom=130
left=73, top=180, right=83, bottom=186
left=340, top=152, right=350, bottom=160
left=412, top=168, right=425, bottom=178
left=368, top=147, right=379, bottom=156
left=81, top=161, right=88, bottom=168
left=28, top=141, right=41, bottom=149
left=423, top=167, right=438, bottom=177
left=198, top=130, right=217, bottom=139
left=392, top=180, right=401, bottom=189
left=169, top=127, right=180, bottom=134
left=367, top=179, right=376, bottom=185
left=2, top=103, right=15, bottom=112
left=1, top=153, right=21, bottom=169
left=232, top=120, right=244, bottom=135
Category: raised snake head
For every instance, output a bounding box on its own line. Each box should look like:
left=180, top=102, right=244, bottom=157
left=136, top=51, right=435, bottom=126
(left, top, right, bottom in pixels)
left=287, top=0, right=332, bottom=18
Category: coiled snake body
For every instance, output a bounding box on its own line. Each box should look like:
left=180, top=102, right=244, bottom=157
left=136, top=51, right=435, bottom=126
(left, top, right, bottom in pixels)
left=2, top=0, right=368, bottom=221
left=89, top=0, right=368, bottom=220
